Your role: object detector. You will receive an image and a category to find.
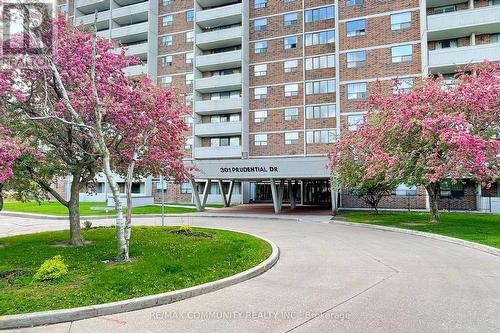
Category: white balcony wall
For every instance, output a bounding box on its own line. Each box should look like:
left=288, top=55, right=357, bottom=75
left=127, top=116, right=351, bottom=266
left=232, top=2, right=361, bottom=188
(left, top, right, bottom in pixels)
left=196, top=3, right=242, bottom=28
left=123, top=63, right=148, bottom=76
left=196, top=26, right=242, bottom=50
left=112, top=21, right=148, bottom=39
left=428, top=43, right=500, bottom=72
left=196, top=50, right=242, bottom=71
left=76, top=10, right=110, bottom=25
left=112, top=1, right=149, bottom=19
left=195, top=98, right=242, bottom=115
left=195, top=73, right=242, bottom=93
left=194, top=146, right=241, bottom=159
left=195, top=121, right=242, bottom=137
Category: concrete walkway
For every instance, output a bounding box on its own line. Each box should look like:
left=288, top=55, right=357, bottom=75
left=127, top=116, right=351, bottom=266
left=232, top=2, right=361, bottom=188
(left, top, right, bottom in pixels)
left=1, top=214, right=500, bottom=333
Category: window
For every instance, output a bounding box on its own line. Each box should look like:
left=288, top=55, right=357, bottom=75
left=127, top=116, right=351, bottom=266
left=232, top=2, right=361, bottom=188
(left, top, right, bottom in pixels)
left=254, top=18, right=267, bottom=31
left=186, top=10, right=194, bottom=22
left=284, top=84, right=299, bottom=97
left=254, top=64, right=267, bottom=76
left=306, top=104, right=335, bottom=119
left=346, top=19, right=365, bottom=37
left=391, top=12, right=411, bottom=30
left=346, top=51, right=366, bottom=68
left=181, top=182, right=192, bottom=194
left=439, top=180, right=464, bottom=198
left=347, top=114, right=363, bottom=131
left=306, top=130, right=336, bottom=144
left=162, top=35, right=173, bottom=46
left=185, top=52, right=193, bottom=63
left=284, top=13, right=298, bottom=26
left=305, top=30, right=335, bottom=46
left=306, top=79, right=335, bottom=95
left=284, top=60, right=298, bottom=73
left=433, top=5, right=455, bottom=14
left=255, top=0, right=267, bottom=8
left=435, top=39, right=457, bottom=49
left=391, top=45, right=413, bottom=63
left=185, top=94, right=193, bottom=106
left=58, top=4, right=68, bottom=14
left=305, top=6, right=334, bottom=22
left=160, top=76, right=172, bottom=88
left=184, top=116, right=193, bottom=128
left=254, top=134, right=268, bottom=146
left=306, top=54, right=334, bottom=70
left=346, top=0, right=363, bottom=6
left=254, top=41, right=268, bottom=54
left=254, top=111, right=268, bottom=123
left=492, top=34, right=500, bottom=43
left=284, top=36, right=298, bottom=49
left=163, top=0, right=172, bottom=5
left=185, top=73, right=193, bottom=85
left=186, top=31, right=194, bottom=43
left=254, top=87, right=268, bottom=99
left=211, top=114, right=240, bottom=123
left=284, top=0, right=295, bottom=2
left=393, top=78, right=413, bottom=94
left=284, top=132, right=299, bottom=145
left=284, top=108, right=299, bottom=120
left=161, top=55, right=172, bottom=67
left=395, top=184, right=417, bottom=197
left=162, top=15, right=173, bottom=26
left=347, top=83, right=367, bottom=100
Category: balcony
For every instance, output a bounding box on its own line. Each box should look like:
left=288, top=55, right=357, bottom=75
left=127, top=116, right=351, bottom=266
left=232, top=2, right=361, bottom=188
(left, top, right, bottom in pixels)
left=197, top=0, right=239, bottom=7
left=112, top=1, right=149, bottom=23
left=123, top=63, right=148, bottom=76
left=75, top=10, right=110, bottom=26
left=196, top=26, right=242, bottom=51
left=196, top=50, right=242, bottom=71
left=196, top=3, right=242, bottom=29
left=428, top=43, right=500, bottom=73
left=427, top=6, right=500, bottom=40
left=111, top=21, right=148, bottom=42
left=194, top=146, right=241, bottom=159
left=75, top=0, right=110, bottom=15
left=195, top=73, right=242, bottom=93
left=115, top=42, right=148, bottom=58
left=195, top=98, right=242, bottom=115
left=194, top=121, right=242, bottom=137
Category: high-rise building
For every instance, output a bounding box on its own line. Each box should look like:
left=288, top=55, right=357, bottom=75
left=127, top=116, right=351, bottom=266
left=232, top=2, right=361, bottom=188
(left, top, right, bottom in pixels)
left=60, top=0, right=500, bottom=213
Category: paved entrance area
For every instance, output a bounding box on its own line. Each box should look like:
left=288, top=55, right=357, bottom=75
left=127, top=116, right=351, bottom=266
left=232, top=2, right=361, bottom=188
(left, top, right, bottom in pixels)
left=210, top=204, right=332, bottom=216
left=1, top=213, right=500, bottom=333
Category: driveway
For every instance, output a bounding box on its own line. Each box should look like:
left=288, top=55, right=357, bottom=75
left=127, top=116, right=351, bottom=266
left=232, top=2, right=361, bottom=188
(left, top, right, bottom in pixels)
left=1, top=213, right=500, bottom=333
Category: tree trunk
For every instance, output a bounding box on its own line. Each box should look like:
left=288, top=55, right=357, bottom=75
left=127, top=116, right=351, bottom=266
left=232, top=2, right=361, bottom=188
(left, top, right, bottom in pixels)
left=425, top=183, right=440, bottom=223
left=67, top=171, right=85, bottom=246
left=0, top=183, right=4, bottom=212
left=125, top=152, right=137, bottom=250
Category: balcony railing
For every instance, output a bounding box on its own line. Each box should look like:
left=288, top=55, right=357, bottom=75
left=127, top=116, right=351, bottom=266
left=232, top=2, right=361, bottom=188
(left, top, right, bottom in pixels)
left=194, top=146, right=241, bottom=159
left=194, top=121, right=242, bottom=137
left=195, top=97, right=242, bottom=115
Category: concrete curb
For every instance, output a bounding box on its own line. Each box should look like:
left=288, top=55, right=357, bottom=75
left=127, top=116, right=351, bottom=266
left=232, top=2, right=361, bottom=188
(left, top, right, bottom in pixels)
left=331, top=220, right=500, bottom=257
left=0, top=228, right=280, bottom=330
left=0, top=211, right=195, bottom=221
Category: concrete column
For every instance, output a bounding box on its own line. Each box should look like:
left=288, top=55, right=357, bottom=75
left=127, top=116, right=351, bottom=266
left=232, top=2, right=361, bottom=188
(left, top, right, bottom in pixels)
left=217, top=180, right=228, bottom=207
left=471, top=33, right=476, bottom=46
left=288, top=179, right=296, bottom=209
left=279, top=179, right=285, bottom=209
left=270, top=178, right=282, bottom=214
left=227, top=181, right=235, bottom=207
left=201, top=179, right=211, bottom=208
left=189, top=178, right=204, bottom=212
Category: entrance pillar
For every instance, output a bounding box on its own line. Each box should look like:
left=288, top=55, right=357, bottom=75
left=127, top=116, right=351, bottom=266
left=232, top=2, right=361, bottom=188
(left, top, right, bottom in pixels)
left=288, top=179, right=296, bottom=209
left=201, top=179, right=211, bottom=209
left=189, top=178, right=204, bottom=212
left=270, top=178, right=283, bottom=214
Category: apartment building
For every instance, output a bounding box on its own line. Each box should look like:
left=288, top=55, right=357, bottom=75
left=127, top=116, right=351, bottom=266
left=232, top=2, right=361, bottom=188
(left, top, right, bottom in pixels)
left=57, top=0, right=500, bottom=213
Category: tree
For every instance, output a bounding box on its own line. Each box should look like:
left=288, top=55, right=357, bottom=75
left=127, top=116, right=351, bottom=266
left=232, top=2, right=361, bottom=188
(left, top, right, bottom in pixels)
left=338, top=62, right=499, bottom=223
left=109, top=78, right=189, bottom=249
left=330, top=128, right=399, bottom=214
left=0, top=127, right=21, bottom=211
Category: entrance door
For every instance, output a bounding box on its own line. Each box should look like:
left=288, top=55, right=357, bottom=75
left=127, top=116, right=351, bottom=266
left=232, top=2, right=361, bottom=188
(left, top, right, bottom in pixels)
left=303, top=180, right=331, bottom=206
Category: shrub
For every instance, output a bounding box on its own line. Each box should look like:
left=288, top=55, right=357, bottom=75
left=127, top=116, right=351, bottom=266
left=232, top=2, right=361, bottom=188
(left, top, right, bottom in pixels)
left=33, top=255, right=69, bottom=281
left=178, top=225, right=192, bottom=232
left=83, top=220, right=92, bottom=229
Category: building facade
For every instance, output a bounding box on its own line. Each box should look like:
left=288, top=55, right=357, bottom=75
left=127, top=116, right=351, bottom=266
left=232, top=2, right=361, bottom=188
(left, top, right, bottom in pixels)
left=58, top=0, right=500, bottom=213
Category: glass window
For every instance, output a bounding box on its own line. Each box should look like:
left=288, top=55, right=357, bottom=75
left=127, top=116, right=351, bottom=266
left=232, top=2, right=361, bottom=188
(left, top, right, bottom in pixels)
left=284, top=13, right=298, bottom=26
left=163, top=0, right=172, bottom=5
left=254, top=87, right=268, bottom=99
left=186, top=10, right=194, bottom=22
left=58, top=4, right=68, bottom=14
left=433, top=5, right=455, bottom=14
left=283, top=60, right=297, bottom=73
left=254, top=18, right=267, bottom=31
left=161, top=55, right=172, bottom=67
left=391, top=45, right=413, bottom=63
left=305, top=30, right=335, bottom=46
left=185, top=52, right=193, bottom=63
left=184, top=116, right=193, bottom=128
left=162, top=15, right=173, bottom=26
left=439, top=180, right=464, bottom=198
left=395, top=184, right=417, bottom=197
left=306, top=130, right=336, bottom=144
left=347, top=83, right=367, bottom=100
left=184, top=136, right=193, bottom=149
left=254, top=134, right=268, bottom=146
left=346, top=0, right=363, bottom=6
left=185, top=94, right=193, bottom=106
left=180, top=182, right=192, bottom=194
left=284, top=84, right=299, bottom=97
left=254, top=64, right=267, bottom=76
left=162, top=35, right=173, bottom=46
left=306, top=79, right=335, bottom=95
left=284, top=108, right=299, bottom=120
left=306, top=104, right=335, bottom=119
left=254, top=111, right=268, bottom=123
left=284, top=36, right=298, bottom=49
left=435, top=39, right=457, bottom=49
left=230, top=137, right=240, bottom=146
left=254, top=41, right=268, bottom=54
left=255, top=0, right=267, bottom=9
left=347, top=114, right=363, bottom=131
left=185, top=73, right=193, bottom=85
left=393, top=78, right=413, bottom=94
left=391, top=12, right=411, bottom=30
left=346, top=51, right=366, bottom=68
left=305, top=54, right=335, bottom=70
left=186, top=31, right=194, bottom=43
left=346, top=19, right=365, bottom=37
left=305, top=6, right=334, bottom=23
left=492, top=34, right=500, bottom=43
left=285, top=132, right=299, bottom=145
left=160, top=76, right=172, bottom=88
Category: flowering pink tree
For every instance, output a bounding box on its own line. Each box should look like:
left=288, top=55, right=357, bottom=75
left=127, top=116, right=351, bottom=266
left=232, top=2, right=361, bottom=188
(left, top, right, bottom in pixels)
left=0, top=127, right=21, bottom=211
left=110, top=78, right=189, bottom=248
left=331, top=62, right=499, bottom=222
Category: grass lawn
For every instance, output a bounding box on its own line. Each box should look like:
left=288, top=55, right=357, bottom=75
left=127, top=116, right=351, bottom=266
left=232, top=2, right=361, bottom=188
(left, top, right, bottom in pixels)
left=2, top=200, right=198, bottom=216
left=337, top=210, right=500, bottom=249
left=0, top=226, right=271, bottom=315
